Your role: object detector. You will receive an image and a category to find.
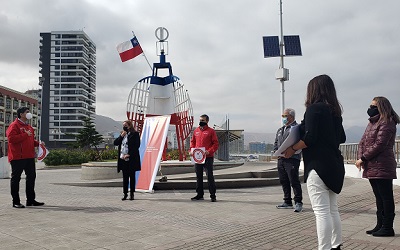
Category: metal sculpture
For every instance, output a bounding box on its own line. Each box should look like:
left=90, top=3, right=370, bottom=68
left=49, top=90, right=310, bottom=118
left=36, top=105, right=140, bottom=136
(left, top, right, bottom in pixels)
left=126, top=27, right=194, bottom=161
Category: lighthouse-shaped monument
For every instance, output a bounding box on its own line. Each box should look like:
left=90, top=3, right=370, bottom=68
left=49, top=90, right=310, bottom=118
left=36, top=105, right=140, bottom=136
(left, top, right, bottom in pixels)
left=126, top=27, right=194, bottom=161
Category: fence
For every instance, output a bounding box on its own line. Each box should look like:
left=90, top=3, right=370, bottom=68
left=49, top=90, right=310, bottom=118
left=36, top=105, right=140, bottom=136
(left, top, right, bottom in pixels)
left=339, top=140, right=400, bottom=164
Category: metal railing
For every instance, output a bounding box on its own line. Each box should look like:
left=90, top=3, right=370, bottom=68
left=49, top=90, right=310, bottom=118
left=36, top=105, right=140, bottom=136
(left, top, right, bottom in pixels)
left=339, top=140, right=400, bottom=164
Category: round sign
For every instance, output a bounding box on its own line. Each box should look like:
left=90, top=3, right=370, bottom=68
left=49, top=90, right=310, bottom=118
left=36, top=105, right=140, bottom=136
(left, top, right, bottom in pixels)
left=192, top=148, right=206, bottom=164
left=155, top=27, right=169, bottom=42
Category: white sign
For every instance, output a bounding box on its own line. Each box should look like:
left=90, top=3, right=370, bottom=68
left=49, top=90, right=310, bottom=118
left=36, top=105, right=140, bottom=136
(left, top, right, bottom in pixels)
left=273, top=124, right=302, bottom=157
left=191, top=147, right=206, bottom=164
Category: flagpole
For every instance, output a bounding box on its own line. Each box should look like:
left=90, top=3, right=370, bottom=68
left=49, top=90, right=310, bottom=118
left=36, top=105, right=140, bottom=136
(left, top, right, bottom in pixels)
left=132, top=31, right=153, bottom=71
left=38, top=77, right=44, bottom=141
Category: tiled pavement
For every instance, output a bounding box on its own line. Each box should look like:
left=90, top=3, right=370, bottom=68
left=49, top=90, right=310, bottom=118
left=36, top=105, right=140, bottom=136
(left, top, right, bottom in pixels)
left=0, top=162, right=400, bottom=249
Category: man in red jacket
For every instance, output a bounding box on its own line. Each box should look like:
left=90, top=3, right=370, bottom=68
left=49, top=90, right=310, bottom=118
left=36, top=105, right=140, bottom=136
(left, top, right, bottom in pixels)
left=189, top=114, right=219, bottom=202
left=6, top=107, right=45, bottom=208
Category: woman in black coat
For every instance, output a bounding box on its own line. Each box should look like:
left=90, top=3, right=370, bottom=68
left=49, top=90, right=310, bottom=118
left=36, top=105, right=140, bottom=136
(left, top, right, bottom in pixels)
left=284, top=75, right=346, bottom=250
left=114, top=120, right=141, bottom=200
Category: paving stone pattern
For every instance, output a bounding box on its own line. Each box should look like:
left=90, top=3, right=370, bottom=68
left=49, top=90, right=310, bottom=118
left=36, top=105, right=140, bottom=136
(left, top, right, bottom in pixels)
left=0, top=167, right=399, bottom=249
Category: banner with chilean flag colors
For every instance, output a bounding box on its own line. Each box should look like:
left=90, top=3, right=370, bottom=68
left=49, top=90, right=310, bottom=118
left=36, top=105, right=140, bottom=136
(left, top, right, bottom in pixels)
left=136, top=115, right=171, bottom=192
left=116, top=36, right=143, bottom=62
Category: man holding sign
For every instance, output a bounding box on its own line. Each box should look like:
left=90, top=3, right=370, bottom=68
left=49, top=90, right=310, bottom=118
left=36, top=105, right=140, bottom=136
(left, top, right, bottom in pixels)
left=190, top=114, right=219, bottom=202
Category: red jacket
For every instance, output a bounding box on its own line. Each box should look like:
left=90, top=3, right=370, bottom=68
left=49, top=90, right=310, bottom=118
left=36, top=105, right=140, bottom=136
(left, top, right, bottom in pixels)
left=6, top=118, right=39, bottom=162
left=190, top=125, right=219, bottom=157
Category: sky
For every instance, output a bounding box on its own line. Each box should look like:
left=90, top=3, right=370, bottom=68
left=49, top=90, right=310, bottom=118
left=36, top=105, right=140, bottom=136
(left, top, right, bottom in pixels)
left=1, top=0, right=399, bottom=134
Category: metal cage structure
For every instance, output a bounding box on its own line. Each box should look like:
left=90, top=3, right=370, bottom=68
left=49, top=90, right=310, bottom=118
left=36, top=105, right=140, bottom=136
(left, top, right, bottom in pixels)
left=126, top=49, right=193, bottom=161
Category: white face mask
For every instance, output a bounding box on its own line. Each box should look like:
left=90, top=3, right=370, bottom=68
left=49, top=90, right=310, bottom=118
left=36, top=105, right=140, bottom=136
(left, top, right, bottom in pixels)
left=25, top=113, right=33, bottom=120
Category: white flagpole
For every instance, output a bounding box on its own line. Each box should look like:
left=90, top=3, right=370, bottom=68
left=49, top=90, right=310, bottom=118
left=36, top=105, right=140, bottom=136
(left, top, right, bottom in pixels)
left=132, top=31, right=153, bottom=71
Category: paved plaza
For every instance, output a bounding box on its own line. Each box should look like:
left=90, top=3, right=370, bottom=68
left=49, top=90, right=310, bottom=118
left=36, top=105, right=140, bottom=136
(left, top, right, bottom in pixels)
left=1, top=162, right=400, bottom=249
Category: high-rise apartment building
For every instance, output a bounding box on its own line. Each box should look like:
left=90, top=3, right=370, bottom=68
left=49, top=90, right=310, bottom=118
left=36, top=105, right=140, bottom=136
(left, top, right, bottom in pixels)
left=39, top=31, right=96, bottom=148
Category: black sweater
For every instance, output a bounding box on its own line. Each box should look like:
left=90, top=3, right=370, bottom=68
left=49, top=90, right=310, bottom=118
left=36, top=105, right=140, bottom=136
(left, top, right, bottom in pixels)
left=301, top=102, right=346, bottom=194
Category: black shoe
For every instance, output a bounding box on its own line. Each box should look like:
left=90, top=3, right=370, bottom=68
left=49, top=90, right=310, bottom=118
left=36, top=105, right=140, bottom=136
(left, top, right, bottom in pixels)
left=366, top=226, right=381, bottom=234
left=26, top=200, right=45, bottom=206
left=129, top=192, right=134, bottom=200
left=372, top=228, right=395, bottom=237
left=211, top=197, right=217, bottom=202
left=122, top=194, right=128, bottom=201
left=13, top=204, right=25, bottom=208
left=191, top=196, right=204, bottom=201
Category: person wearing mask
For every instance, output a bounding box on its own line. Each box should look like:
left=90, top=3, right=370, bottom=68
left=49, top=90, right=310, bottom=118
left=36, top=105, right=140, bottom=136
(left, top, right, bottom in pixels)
left=274, top=108, right=303, bottom=212
left=114, top=120, right=141, bottom=201
left=189, top=114, right=219, bottom=202
left=356, top=96, right=400, bottom=237
left=284, top=75, right=346, bottom=250
left=6, top=107, right=45, bottom=208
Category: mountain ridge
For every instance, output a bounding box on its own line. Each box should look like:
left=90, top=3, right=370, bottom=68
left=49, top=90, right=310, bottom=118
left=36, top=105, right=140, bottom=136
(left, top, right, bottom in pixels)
left=94, top=114, right=375, bottom=144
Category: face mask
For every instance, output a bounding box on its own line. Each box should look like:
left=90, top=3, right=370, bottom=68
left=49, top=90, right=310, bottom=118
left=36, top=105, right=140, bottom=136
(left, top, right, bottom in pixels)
left=123, top=126, right=129, bottom=132
left=25, top=113, right=33, bottom=120
left=282, top=117, right=288, bottom=125
left=199, top=121, right=207, bottom=127
left=367, top=106, right=379, bottom=117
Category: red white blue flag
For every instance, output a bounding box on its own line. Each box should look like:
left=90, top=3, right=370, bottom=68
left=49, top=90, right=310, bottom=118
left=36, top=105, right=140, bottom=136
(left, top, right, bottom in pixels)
left=116, top=36, right=143, bottom=62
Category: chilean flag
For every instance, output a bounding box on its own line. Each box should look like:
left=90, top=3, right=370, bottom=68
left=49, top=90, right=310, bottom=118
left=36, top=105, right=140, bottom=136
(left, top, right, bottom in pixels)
left=117, top=36, right=143, bottom=62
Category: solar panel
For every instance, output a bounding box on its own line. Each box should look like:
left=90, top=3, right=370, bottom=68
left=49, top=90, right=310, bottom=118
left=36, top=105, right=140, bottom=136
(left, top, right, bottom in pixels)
left=283, top=35, right=302, bottom=56
left=263, top=36, right=280, bottom=58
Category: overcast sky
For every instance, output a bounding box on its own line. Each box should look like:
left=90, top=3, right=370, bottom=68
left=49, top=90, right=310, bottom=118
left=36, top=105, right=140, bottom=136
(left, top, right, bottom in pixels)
left=1, top=0, right=399, bottom=133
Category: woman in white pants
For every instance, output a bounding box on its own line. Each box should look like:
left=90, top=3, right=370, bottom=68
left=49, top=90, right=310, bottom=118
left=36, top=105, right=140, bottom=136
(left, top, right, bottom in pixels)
left=285, top=74, right=346, bottom=250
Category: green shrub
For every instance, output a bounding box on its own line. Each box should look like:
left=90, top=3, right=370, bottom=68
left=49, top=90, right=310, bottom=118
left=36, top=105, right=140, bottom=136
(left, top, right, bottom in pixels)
left=43, top=149, right=89, bottom=166
left=166, top=149, right=190, bottom=160
left=43, top=148, right=119, bottom=166
left=100, top=149, right=118, bottom=160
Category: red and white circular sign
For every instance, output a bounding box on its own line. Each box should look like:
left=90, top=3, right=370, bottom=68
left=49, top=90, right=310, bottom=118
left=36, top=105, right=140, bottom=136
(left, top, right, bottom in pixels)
left=192, top=148, right=206, bottom=164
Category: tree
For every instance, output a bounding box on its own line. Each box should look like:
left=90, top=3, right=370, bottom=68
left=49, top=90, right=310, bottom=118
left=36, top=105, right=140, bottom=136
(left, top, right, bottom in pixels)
left=74, top=116, right=104, bottom=153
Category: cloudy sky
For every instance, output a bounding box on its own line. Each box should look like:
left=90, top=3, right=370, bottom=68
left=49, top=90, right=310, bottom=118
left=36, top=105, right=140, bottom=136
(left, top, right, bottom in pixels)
left=1, top=0, right=399, bottom=133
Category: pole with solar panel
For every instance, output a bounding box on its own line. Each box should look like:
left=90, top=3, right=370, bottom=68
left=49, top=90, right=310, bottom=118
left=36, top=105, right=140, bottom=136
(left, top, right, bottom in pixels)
left=263, top=0, right=302, bottom=125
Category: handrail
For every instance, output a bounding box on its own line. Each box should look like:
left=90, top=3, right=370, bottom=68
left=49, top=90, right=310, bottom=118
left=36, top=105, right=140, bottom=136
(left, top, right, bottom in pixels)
left=339, top=140, right=400, bottom=164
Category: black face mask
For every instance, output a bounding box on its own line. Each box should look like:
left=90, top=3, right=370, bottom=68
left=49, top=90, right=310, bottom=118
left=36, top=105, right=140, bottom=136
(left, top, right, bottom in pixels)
left=123, top=126, right=129, bottom=132
left=367, top=106, right=379, bottom=117
left=199, top=121, right=207, bottom=127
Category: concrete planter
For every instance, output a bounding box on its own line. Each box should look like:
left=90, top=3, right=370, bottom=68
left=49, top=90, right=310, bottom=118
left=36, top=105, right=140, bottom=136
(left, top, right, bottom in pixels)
left=81, top=161, right=121, bottom=180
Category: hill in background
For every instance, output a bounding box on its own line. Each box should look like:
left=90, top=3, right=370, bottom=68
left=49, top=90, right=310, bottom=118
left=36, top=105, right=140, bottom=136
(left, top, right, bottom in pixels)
left=93, top=114, right=376, bottom=144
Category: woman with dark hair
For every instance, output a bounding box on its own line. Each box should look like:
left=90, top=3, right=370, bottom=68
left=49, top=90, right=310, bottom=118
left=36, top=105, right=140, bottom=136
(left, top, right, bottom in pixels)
left=285, top=74, right=346, bottom=250
left=356, top=96, right=400, bottom=237
left=114, top=120, right=141, bottom=201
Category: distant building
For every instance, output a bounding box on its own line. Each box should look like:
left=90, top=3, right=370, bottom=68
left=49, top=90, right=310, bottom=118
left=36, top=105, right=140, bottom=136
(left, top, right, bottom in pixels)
left=249, top=141, right=267, bottom=154
left=167, top=127, right=179, bottom=149
left=0, top=85, right=39, bottom=156
left=229, top=134, right=244, bottom=154
left=39, top=31, right=96, bottom=148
